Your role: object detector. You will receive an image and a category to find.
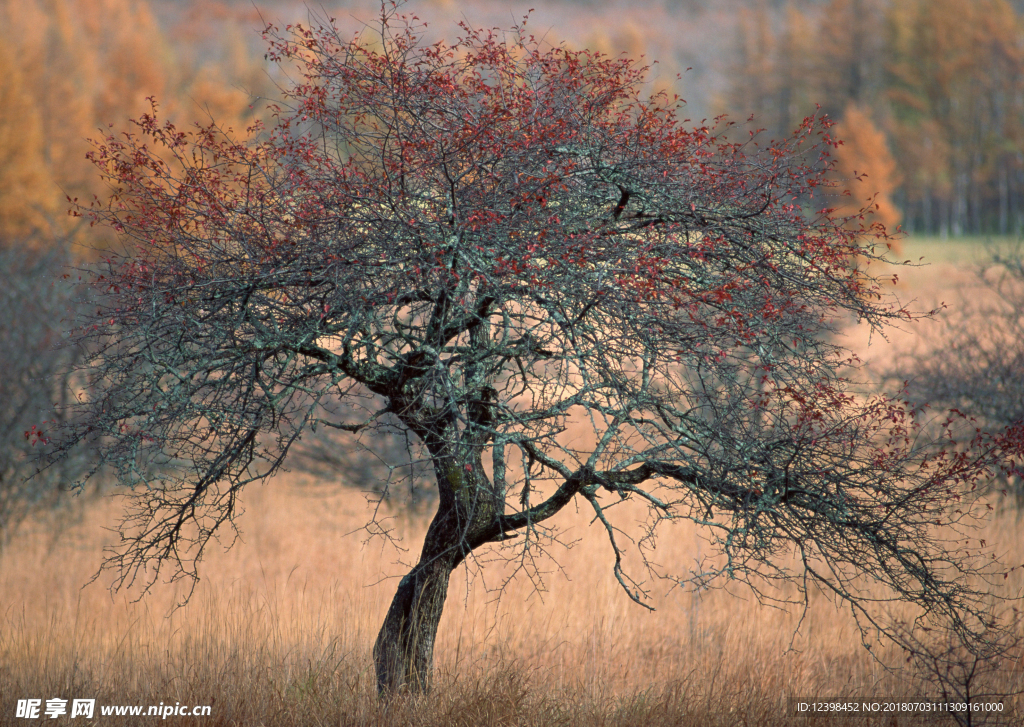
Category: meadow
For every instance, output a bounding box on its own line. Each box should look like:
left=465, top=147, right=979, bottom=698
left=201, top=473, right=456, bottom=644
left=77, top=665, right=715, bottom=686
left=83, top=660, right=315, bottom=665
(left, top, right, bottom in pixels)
left=1, top=236, right=1022, bottom=726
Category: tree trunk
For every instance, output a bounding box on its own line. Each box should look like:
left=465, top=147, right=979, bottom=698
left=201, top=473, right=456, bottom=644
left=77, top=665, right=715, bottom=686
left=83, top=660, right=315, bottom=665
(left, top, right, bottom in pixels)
left=372, top=450, right=499, bottom=695
left=372, top=540, right=460, bottom=695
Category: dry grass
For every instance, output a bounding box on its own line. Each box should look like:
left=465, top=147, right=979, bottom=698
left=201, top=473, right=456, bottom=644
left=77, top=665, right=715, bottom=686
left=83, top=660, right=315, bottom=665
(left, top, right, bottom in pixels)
left=2, top=239, right=1023, bottom=726
left=1, top=479, right=1022, bottom=726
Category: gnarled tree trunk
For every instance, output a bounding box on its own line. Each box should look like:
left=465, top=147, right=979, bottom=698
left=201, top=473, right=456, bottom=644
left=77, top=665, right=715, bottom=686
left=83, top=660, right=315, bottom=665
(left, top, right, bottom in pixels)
left=373, top=449, right=500, bottom=695
left=372, top=522, right=461, bottom=693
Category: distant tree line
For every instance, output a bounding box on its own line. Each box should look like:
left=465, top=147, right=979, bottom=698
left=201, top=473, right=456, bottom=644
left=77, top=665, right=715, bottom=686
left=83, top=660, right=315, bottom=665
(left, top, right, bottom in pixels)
left=0, top=0, right=271, bottom=243
left=724, top=0, right=1024, bottom=238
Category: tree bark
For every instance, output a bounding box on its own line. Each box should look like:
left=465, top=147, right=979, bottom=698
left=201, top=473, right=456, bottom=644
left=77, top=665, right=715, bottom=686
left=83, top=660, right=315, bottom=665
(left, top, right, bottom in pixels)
left=372, top=449, right=499, bottom=695
left=372, top=538, right=460, bottom=695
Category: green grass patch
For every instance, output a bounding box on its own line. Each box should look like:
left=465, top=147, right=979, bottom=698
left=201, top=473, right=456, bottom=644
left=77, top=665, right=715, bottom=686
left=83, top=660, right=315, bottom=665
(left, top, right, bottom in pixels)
left=894, top=234, right=1023, bottom=264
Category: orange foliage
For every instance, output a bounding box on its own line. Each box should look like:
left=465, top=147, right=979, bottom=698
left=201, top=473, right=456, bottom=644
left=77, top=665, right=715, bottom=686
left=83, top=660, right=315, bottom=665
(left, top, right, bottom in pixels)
left=0, top=0, right=270, bottom=247
left=0, top=42, right=53, bottom=238
left=831, top=103, right=902, bottom=243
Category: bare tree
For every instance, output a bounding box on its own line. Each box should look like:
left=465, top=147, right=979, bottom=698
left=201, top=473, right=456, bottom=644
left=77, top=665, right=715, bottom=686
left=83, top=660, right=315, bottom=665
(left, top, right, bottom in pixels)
left=45, top=7, right=1024, bottom=695
left=0, top=239, right=92, bottom=545
left=889, top=246, right=1024, bottom=506
left=898, top=612, right=1024, bottom=727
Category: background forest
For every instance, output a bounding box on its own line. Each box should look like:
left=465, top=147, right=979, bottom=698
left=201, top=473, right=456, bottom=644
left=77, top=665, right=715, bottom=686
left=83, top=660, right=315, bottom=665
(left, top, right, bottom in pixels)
left=3, top=0, right=1024, bottom=725
left=2, top=0, right=1024, bottom=245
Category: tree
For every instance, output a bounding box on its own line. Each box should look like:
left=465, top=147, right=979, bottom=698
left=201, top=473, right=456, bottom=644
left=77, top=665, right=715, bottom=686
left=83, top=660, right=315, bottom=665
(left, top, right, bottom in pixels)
left=725, top=2, right=817, bottom=142
left=889, top=247, right=1024, bottom=507
left=0, top=42, right=54, bottom=238
left=1, top=238, right=93, bottom=545
left=814, top=0, right=886, bottom=117
left=290, top=397, right=437, bottom=509
left=48, top=6, right=1023, bottom=695
left=829, top=102, right=902, bottom=238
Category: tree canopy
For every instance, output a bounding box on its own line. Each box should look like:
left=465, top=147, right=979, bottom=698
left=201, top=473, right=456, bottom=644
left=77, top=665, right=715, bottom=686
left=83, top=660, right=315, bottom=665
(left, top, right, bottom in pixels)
left=48, top=5, right=1023, bottom=694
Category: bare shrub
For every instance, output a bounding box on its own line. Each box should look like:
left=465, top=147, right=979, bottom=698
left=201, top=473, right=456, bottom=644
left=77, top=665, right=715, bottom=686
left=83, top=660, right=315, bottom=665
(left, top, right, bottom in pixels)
left=0, top=239, right=93, bottom=545
left=889, top=244, right=1024, bottom=506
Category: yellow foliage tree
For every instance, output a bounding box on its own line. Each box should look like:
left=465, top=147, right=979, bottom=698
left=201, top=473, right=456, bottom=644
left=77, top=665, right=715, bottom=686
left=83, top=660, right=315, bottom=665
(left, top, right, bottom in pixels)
left=831, top=103, right=902, bottom=244
left=0, top=43, right=53, bottom=239
left=0, top=0, right=271, bottom=248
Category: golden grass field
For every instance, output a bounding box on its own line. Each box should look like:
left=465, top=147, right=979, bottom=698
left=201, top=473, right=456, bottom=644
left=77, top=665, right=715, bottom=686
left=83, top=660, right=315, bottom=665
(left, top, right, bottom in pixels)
left=2, top=236, right=1023, bottom=726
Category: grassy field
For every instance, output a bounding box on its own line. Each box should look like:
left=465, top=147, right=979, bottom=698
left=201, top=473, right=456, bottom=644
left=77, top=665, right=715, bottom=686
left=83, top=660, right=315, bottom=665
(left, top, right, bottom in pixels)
left=2, top=482, right=1022, bottom=727
left=2, top=235, right=1023, bottom=726
left=891, top=234, right=1022, bottom=265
